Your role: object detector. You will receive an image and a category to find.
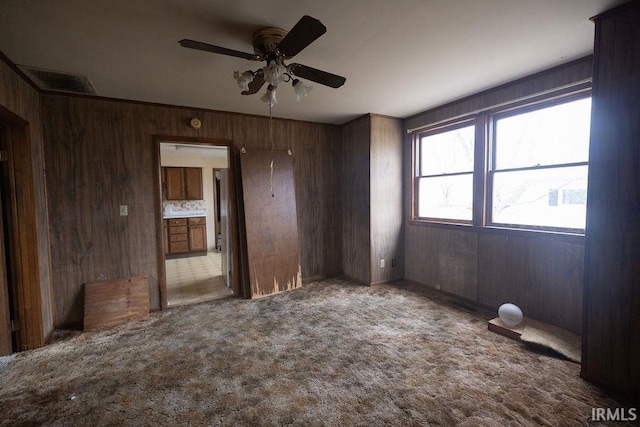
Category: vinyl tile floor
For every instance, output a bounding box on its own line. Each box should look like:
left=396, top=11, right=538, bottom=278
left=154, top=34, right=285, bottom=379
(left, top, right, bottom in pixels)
left=166, top=251, right=233, bottom=307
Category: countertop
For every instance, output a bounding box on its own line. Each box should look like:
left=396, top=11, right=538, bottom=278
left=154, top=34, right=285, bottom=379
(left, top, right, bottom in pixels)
left=163, top=212, right=206, bottom=219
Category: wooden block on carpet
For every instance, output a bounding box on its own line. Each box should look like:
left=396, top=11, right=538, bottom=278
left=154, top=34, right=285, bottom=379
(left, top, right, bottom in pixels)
left=488, top=317, right=527, bottom=341
left=84, top=276, right=149, bottom=331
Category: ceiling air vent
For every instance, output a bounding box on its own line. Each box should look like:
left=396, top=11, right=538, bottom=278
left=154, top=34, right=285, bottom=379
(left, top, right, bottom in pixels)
left=18, top=65, right=97, bottom=95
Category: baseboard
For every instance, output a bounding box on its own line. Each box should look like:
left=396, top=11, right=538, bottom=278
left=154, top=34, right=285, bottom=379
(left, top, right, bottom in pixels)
left=370, top=278, right=402, bottom=286
left=342, top=274, right=370, bottom=285
left=403, top=278, right=494, bottom=314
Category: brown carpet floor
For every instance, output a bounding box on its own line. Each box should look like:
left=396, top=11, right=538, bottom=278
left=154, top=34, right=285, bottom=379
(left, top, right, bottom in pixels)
left=0, top=278, right=630, bottom=426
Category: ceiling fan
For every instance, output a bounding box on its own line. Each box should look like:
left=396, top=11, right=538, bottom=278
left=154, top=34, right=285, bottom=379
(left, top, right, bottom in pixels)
left=179, top=15, right=346, bottom=105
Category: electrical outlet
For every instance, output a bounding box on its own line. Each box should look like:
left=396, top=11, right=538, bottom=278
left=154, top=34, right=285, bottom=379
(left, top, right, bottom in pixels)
left=380, top=259, right=385, bottom=268
left=119, top=205, right=128, bottom=216
left=392, top=259, right=397, bottom=268
left=435, top=284, right=441, bottom=290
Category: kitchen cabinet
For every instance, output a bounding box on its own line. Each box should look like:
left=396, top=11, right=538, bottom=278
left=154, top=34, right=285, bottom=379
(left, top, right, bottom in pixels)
left=167, top=218, right=188, bottom=254
left=163, top=167, right=203, bottom=200
left=165, top=217, right=207, bottom=256
left=185, top=168, right=203, bottom=200
left=165, top=167, right=185, bottom=200
left=188, top=217, right=207, bottom=252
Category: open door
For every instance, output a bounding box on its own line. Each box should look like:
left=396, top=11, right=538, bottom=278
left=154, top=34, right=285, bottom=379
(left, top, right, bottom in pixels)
left=240, top=149, right=301, bottom=298
left=218, top=169, right=231, bottom=287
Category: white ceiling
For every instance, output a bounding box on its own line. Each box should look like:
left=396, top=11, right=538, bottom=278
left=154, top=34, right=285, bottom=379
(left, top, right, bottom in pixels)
left=0, top=0, right=626, bottom=125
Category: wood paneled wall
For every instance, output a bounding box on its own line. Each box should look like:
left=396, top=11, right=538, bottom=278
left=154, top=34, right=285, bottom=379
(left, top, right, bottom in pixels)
left=404, top=58, right=593, bottom=335
left=341, top=115, right=371, bottom=283
left=0, top=56, right=55, bottom=348
left=341, top=114, right=404, bottom=285
left=582, top=1, right=640, bottom=400
left=370, top=115, right=404, bottom=284
left=41, top=94, right=341, bottom=327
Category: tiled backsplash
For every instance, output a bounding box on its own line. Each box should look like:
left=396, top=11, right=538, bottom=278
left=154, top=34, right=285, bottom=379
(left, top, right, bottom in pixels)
left=163, top=200, right=206, bottom=213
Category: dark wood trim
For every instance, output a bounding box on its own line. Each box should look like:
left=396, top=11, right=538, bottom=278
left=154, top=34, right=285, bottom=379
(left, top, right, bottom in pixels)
left=0, top=124, right=13, bottom=355
left=2, top=47, right=341, bottom=129
left=0, top=50, right=40, bottom=93
left=472, top=115, right=488, bottom=226
left=153, top=139, right=167, bottom=309
left=43, top=91, right=342, bottom=127
left=0, top=104, right=28, bottom=126
left=590, top=0, right=635, bottom=23
left=153, top=136, right=236, bottom=310
left=0, top=115, right=45, bottom=350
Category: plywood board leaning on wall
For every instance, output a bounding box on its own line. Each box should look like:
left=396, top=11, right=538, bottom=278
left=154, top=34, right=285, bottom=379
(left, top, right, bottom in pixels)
left=240, top=149, right=302, bottom=298
left=83, top=276, right=149, bottom=331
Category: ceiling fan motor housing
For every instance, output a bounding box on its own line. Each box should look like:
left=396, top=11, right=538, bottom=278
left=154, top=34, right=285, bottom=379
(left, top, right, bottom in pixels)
left=252, top=27, right=287, bottom=56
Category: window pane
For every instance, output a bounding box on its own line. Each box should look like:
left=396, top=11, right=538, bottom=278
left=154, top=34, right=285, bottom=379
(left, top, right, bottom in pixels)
left=492, top=165, right=588, bottom=229
left=420, top=125, right=475, bottom=175
left=495, top=97, right=591, bottom=169
left=418, top=174, right=473, bottom=221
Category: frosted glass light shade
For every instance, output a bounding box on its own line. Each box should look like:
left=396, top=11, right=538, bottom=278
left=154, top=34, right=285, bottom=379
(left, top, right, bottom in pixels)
left=292, top=79, right=312, bottom=101
left=498, top=303, right=523, bottom=326
left=234, top=71, right=254, bottom=91
left=262, top=62, right=286, bottom=86
left=261, top=86, right=278, bottom=107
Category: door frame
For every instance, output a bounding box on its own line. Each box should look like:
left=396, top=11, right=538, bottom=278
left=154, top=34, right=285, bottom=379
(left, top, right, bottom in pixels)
left=0, top=123, right=13, bottom=355
left=0, top=104, right=48, bottom=352
left=153, top=136, right=239, bottom=309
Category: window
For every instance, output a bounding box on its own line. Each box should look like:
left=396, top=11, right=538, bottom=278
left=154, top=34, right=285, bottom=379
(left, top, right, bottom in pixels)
left=415, top=123, right=475, bottom=222
left=412, top=90, right=591, bottom=234
left=489, top=96, right=591, bottom=230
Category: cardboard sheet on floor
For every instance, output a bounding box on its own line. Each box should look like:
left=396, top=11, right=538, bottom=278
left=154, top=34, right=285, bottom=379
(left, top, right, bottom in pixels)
left=84, top=276, right=149, bottom=331
left=489, top=317, right=581, bottom=363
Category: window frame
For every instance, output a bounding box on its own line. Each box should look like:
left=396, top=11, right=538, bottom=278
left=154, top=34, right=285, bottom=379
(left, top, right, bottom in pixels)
left=412, top=118, right=477, bottom=225
left=410, top=86, right=592, bottom=236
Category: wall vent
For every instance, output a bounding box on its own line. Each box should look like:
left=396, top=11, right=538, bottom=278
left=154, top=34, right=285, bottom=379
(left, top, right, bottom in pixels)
left=18, top=65, right=97, bottom=95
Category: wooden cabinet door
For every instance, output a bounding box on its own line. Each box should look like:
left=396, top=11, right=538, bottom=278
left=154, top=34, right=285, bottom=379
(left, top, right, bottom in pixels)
left=189, top=224, right=207, bottom=252
left=185, top=167, right=203, bottom=200
left=165, top=167, right=185, bottom=200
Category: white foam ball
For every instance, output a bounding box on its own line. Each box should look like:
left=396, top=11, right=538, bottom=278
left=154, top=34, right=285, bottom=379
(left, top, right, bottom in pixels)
left=498, top=303, right=523, bottom=326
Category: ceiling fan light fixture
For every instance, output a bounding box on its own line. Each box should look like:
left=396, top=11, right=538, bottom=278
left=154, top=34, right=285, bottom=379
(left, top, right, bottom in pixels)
left=234, top=70, right=255, bottom=91
left=181, top=15, right=345, bottom=107
left=261, top=84, right=278, bottom=107
left=262, top=62, right=286, bottom=87
left=292, top=79, right=312, bottom=101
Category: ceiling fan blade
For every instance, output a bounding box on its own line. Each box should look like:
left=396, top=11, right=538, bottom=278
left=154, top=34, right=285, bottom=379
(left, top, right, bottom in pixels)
left=241, top=74, right=265, bottom=95
left=179, top=39, right=259, bottom=61
left=278, top=16, right=327, bottom=58
left=289, top=64, right=346, bottom=88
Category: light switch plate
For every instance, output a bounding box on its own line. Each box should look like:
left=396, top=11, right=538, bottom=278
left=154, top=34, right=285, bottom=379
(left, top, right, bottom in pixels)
left=119, top=205, right=128, bottom=216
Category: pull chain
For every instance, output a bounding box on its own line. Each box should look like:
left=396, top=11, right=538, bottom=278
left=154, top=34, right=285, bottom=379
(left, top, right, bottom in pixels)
left=269, top=102, right=274, bottom=198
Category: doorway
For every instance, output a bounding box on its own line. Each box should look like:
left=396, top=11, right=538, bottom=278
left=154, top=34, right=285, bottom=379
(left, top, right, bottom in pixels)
left=155, top=137, right=238, bottom=309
